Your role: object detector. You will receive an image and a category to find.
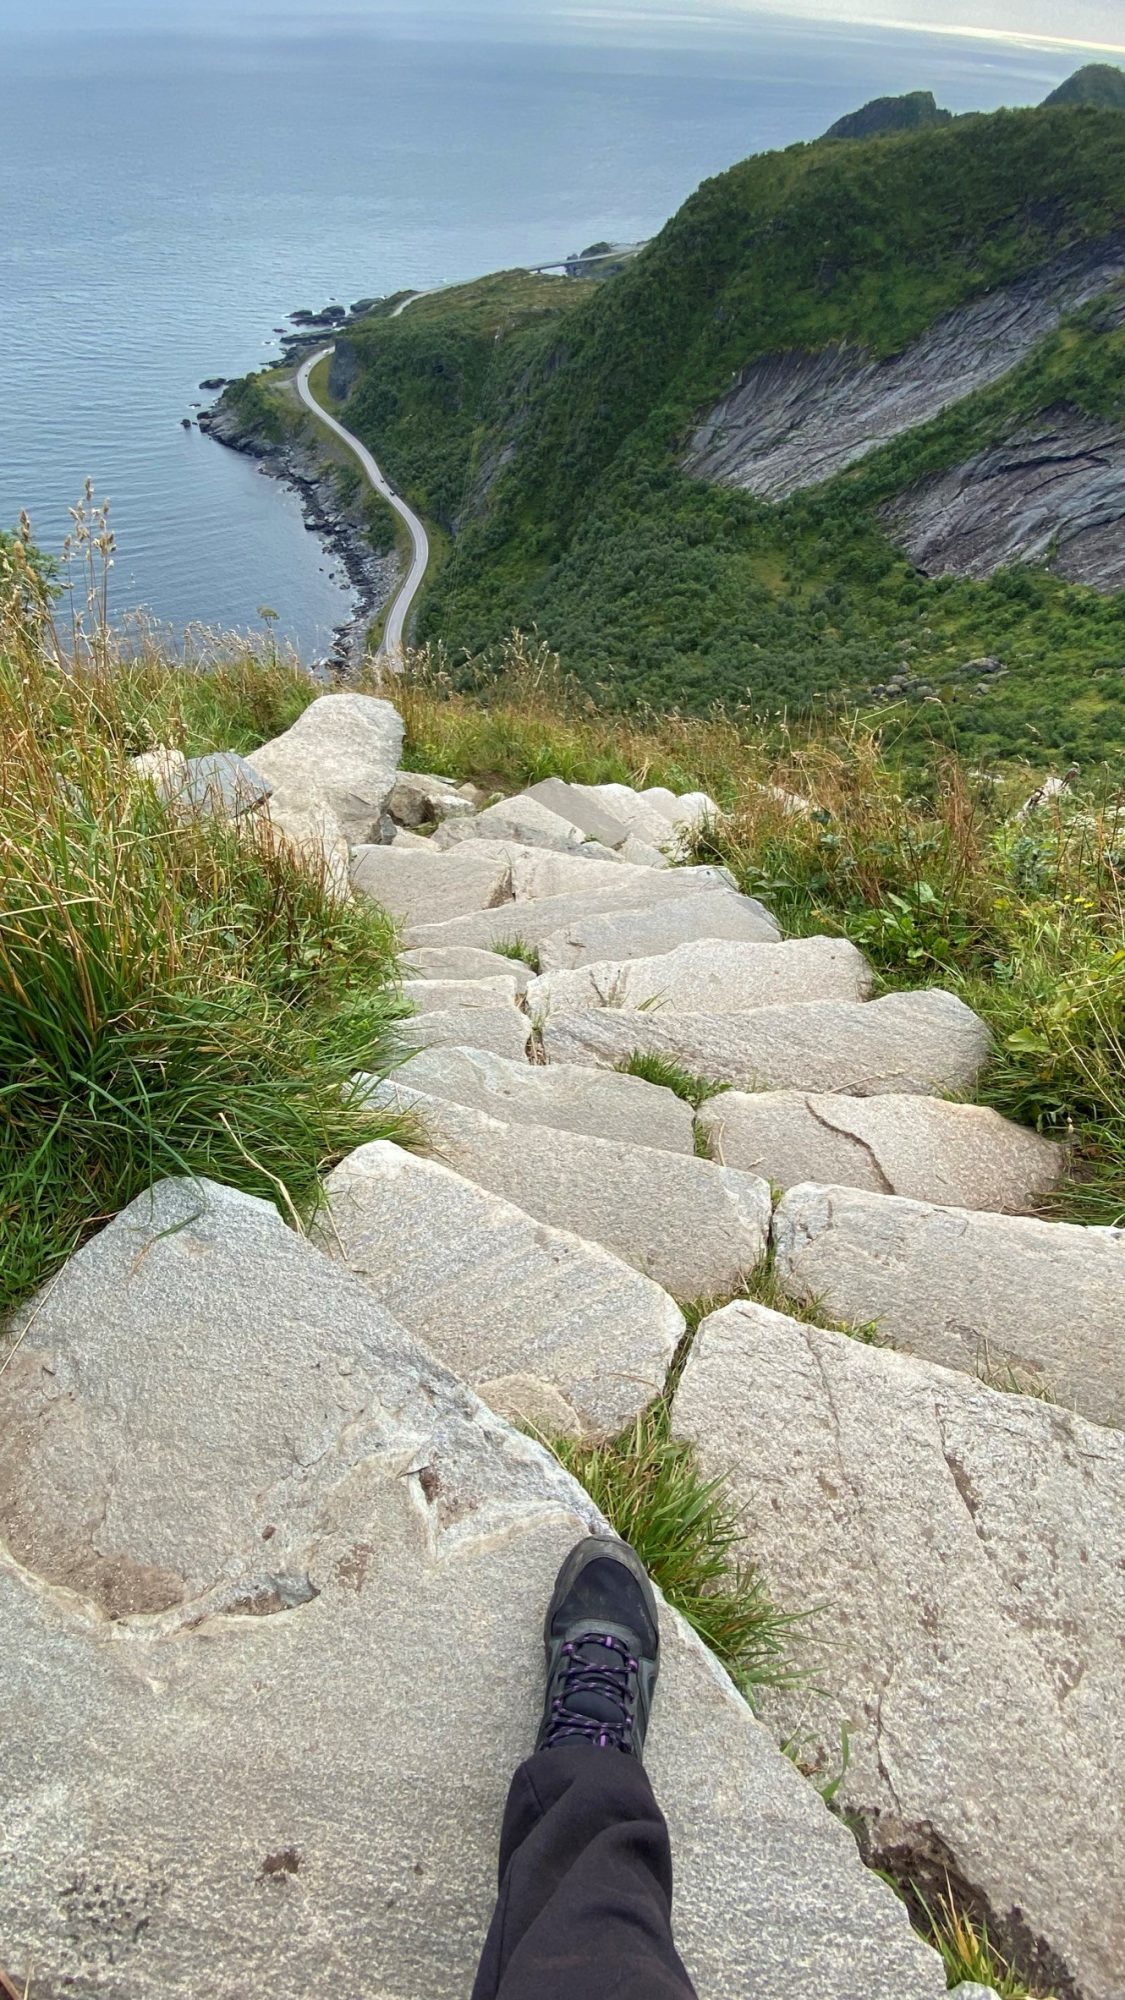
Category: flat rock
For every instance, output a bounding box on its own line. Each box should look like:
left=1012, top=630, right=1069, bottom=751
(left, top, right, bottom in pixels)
left=351, top=845, right=513, bottom=927
left=672, top=1300, right=1125, bottom=2000
left=396, top=1092, right=771, bottom=1297
left=507, top=853, right=730, bottom=904
left=366, top=1045, right=696, bottom=1152
left=0, top=1179, right=953, bottom=2000
left=570, top=781, right=684, bottom=849
left=135, top=748, right=271, bottom=819
left=387, top=770, right=478, bottom=826
left=432, top=792, right=606, bottom=855
left=246, top=693, right=404, bottom=844
left=538, top=888, right=782, bottom=967
left=402, top=976, right=521, bottom=1014
left=268, top=799, right=352, bottom=902
left=409, top=886, right=778, bottom=958
left=319, top=1142, right=683, bottom=1437
left=699, top=1090, right=1063, bottom=1211
left=528, top=937, right=873, bottom=1017
left=524, top=777, right=633, bottom=848
left=543, top=989, right=991, bottom=1096
left=772, top=1181, right=1125, bottom=1424
left=401, top=1005, right=532, bottom=1062
left=405, top=945, right=535, bottom=992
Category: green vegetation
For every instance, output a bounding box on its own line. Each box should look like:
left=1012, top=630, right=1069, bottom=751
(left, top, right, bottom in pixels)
left=0, top=539, right=407, bottom=1320
left=1044, top=63, right=1125, bottom=110
left=739, top=1257, right=887, bottom=1346
left=327, top=105, right=1125, bottom=760
left=915, top=1883, right=1059, bottom=1997
left=551, top=1399, right=800, bottom=1700
left=492, top=936, right=542, bottom=972
left=615, top=1050, right=729, bottom=1110
left=398, top=643, right=1125, bottom=1226
left=823, top=89, right=952, bottom=141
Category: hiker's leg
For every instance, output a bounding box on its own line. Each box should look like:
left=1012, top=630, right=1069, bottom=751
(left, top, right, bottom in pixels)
left=471, top=1742, right=698, bottom=2000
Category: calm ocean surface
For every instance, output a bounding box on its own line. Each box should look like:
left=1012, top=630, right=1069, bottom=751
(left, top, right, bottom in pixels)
left=0, top=7, right=1086, bottom=659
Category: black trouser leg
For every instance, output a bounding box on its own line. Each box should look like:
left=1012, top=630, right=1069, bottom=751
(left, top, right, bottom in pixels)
left=472, top=1743, right=699, bottom=2000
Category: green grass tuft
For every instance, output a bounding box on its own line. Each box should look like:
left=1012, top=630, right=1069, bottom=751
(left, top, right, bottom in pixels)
left=615, top=1049, right=730, bottom=1111
left=491, top=936, right=542, bottom=972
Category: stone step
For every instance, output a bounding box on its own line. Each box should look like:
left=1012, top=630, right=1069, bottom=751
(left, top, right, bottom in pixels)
left=671, top=1298, right=1125, bottom=2000
left=432, top=790, right=622, bottom=857
left=543, top=989, right=992, bottom=1097
left=319, top=1141, right=683, bottom=1438
left=772, top=1181, right=1125, bottom=1425
left=434, top=826, right=625, bottom=865
left=507, top=850, right=718, bottom=903
left=364, top=1045, right=696, bottom=1153
left=405, top=945, right=536, bottom=991
left=379, top=1088, right=770, bottom=1297
left=400, top=1006, right=533, bottom=1062
left=402, top=976, right=522, bottom=1014
left=524, top=776, right=636, bottom=849
left=387, top=770, right=477, bottom=827
left=699, top=1089, right=1064, bottom=1213
left=0, top=1177, right=954, bottom=2000
left=351, top=844, right=513, bottom=926
left=568, top=780, right=692, bottom=850
left=245, top=691, right=403, bottom=845
left=528, top=936, right=873, bottom=1017
left=408, top=884, right=779, bottom=959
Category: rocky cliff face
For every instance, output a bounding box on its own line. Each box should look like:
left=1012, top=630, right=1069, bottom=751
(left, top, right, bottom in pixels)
left=884, top=405, right=1125, bottom=590
left=683, top=234, right=1125, bottom=502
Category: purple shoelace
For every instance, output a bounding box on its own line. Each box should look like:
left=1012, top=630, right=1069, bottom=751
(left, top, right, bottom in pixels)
left=544, top=1632, right=639, bottom=1752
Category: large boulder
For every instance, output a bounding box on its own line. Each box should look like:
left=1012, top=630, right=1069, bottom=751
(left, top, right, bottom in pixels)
left=387, top=770, right=478, bottom=827
left=672, top=1299, right=1125, bottom=2000
left=699, top=1090, right=1063, bottom=1211
left=0, top=1178, right=954, bottom=2000
left=319, top=1142, right=683, bottom=1437
left=351, top=845, right=513, bottom=926
left=433, top=792, right=609, bottom=855
left=772, top=1181, right=1125, bottom=1424
left=528, top=937, right=873, bottom=1016
left=366, top=1045, right=696, bottom=1152
left=524, top=777, right=633, bottom=848
left=268, top=798, right=352, bottom=902
left=543, top=990, right=991, bottom=1096
left=409, top=886, right=778, bottom=958
left=246, top=693, right=404, bottom=844
left=405, top=945, right=537, bottom=991
left=389, top=1090, right=771, bottom=1297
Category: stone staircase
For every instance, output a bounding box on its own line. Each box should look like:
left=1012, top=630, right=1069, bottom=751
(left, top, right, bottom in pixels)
left=4, top=693, right=1122, bottom=2000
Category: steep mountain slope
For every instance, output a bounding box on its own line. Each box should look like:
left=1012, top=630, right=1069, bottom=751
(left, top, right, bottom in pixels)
left=823, top=89, right=952, bottom=140
left=1044, top=64, right=1125, bottom=109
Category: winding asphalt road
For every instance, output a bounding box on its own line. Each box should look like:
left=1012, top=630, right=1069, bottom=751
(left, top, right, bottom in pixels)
left=296, top=340, right=430, bottom=664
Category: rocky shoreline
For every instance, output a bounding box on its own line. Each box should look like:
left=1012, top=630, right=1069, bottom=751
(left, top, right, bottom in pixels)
left=198, top=392, right=402, bottom=678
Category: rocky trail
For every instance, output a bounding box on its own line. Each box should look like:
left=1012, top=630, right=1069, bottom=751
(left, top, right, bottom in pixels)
left=3, top=692, right=1122, bottom=2000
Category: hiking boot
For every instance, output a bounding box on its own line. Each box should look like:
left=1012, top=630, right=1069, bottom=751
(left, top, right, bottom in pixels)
left=536, top=1536, right=660, bottom=1761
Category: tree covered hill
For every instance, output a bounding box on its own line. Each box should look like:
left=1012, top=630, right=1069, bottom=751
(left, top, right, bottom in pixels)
left=1044, top=65, right=1125, bottom=110
left=250, top=101, right=1125, bottom=763
left=822, top=89, right=952, bottom=140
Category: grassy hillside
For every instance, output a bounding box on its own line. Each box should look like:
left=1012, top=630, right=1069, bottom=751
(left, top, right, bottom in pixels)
left=1044, top=64, right=1125, bottom=109
left=330, top=105, right=1125, bottom=761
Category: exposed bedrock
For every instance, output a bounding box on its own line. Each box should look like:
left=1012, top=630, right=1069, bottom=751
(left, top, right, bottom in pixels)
left=883, top=405, right=1125, bottom=590
left=683, top=236, right=1125, bottom=500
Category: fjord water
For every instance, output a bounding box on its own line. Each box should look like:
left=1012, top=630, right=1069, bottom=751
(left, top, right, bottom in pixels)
left=0, top=9, right=1083, bottom=659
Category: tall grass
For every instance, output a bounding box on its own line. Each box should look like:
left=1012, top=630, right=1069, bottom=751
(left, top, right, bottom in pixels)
left=398, top=638, right=1125, bottom=1223
left=0, top=528, right=405, bottom=1320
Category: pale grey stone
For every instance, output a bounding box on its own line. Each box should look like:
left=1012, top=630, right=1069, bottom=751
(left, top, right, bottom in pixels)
left=537, top=889, right=782, bottom=967
left=672, top=1300, right=1125, bottom=2000
left=132, top=744, right=189, bottom=792
left=571, top=782, right=683, bottom=849
left=431, top=832, right=622, bottom=867
left=396, top=1093, right=771, bottom=1296
left=432, top=792, right=604, bottom=854
left=525, top=777, right=633, bottom=848
left=507, top=853, right=732, bottom=904
left=404, top=946, right=535, bottom=992
left=268, top=799, right=352, bottom=902
left=772, top=1182, right=1125, bottom=1424
left=388, top=825, right=433, bottom=849
left=409, top=886, right=778, bottom=959
left=0, top=1178, right=952, bottom=2000
left=367, top=1045, right=696, bottom=1152
left=388, top=771, right=478, bottom=826
left=699, top=1091, right=1063, bottom=1212
left=135, top=748, right=271, bottom=819
left=246, top=693, right=404, bottom=844
left=401, top=1006, right=532, bottom=1062
left=640, top=785, right=721, bottom=833
left=543, top=990, right=991, bottom=1096
left=402, top=977, right=521, bottom=1014
left=528, top=937, right=873, bottom=1017
left=351, top=845, right=513, bottom=927
left=617, top=835, right=671, bottom=869
left=319, top=1142, right=683, bottom=1438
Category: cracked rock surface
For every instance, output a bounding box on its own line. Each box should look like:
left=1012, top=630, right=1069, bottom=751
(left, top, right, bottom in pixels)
left=671, top=1299, right=1125, bottom=2000
left=0, top=1179, right=954, bottom=2000
left=773, top=1181, right=1125, bottom=1424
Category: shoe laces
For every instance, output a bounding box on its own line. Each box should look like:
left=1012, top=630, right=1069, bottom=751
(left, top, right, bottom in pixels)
left=544, top=1632, right=639, bottom=1752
